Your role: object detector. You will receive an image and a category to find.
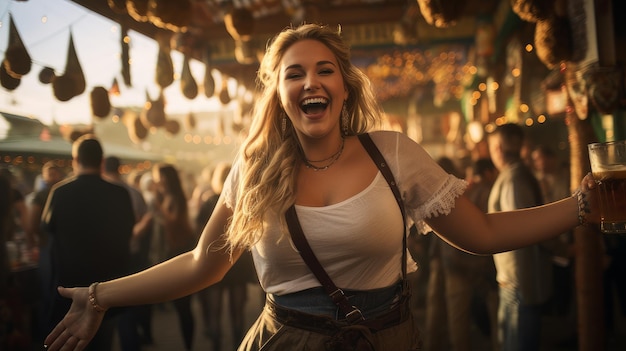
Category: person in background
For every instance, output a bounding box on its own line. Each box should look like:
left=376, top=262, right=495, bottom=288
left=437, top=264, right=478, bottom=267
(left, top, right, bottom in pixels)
left=196, top=162, right=259, bottom=350
left=455, top=158, right=499, bottom=350
left=126, top=170, right=145, bottom=194
left=102, top=156, right=154, bottom=350
left=26, top=161, right=65, bottom=250
left=0, top=168, right=28, bottom=243
left=488, top=124, right=556, bottom=351
left=423, top=156, right=463, bottom=351
left=151, top=163, right=196, bottom=351
left=44, top=24, right=599, bottom=351
left=0, top=172, right=13, bottom=350
left=138, top=172, right=165, bottom=268
left=189, top=165, right=215, bottom=225
left=22, top=161, right=66, bottom=344
left=531, top=145, right=575, bottom=318
left=39, top=134, right=134, bottom=351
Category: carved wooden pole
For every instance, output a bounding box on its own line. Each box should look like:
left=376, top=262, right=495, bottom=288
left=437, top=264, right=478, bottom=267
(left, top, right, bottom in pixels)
left=563, top=63, right=604, bottom=349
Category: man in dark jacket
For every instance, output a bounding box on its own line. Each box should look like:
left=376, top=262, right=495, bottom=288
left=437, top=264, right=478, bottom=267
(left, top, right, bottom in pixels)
left=40, top=134, right=134, bottom=351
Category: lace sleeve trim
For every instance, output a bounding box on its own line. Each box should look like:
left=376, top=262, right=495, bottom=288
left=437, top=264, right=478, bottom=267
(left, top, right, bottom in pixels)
left=413, top=174, right=467, bottom=234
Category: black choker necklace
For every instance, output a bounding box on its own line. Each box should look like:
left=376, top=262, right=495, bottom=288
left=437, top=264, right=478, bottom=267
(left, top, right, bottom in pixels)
left=303, top=138, right=345, bottom=171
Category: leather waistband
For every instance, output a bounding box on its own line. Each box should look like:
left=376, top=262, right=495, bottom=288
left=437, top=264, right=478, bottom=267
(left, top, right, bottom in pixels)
left=265, top=295, right=411, bottom=335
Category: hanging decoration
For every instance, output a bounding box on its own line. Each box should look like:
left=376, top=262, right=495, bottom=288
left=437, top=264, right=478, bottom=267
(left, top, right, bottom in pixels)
left=109, top=77, right=121, bottom=96
left=416, top=0, right=466, bottom=28
left=3, top=14, right=32, bottom=79
left=0, top=63, right=20, bottom=91
left=121, top=24, right=132, bottom=87
left=584, top=66, right=623, bottom=114
left=107, top=0, right=127, bottom=14
left=38, top=67, right=56, bottom=84
left=123, top=110, right=148, bottom=144
left=147, top=0, right=193, bottom=32
left=155, top=32, right=174, bottom=89
left=510, top=0, right=556, bottom=22
left=234, top=40, right=258, bottom=65
left=184, top=111, right=196, bottom=131
left=90, top=86, right=112, bottom=118
left=224, top=7, right=257, bottom=65
left=224, top=8, right=255, bottom=41
left=164, top=119, right=181, bottom=135
left=140, top=90, right=166, bottom=127
left=126, top=0, right=150, bottom=23
left=565, top=66, right=588, bottom=120
left=218, top=75, right=231, bottom=105
left=203, top=54, right=215, bottom=98
left=393, top=3, right=420, bottom=45
left=110, top=0, right=195, bottom=32
left=534, top=15, right=573, bottom=69
left=180, top=55, right=198, bottom=99
left=52, top=33, right=86, bottom=102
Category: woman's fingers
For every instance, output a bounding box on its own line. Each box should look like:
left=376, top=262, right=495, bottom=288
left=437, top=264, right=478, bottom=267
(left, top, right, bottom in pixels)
left=581, top=172, right=596, bottom=191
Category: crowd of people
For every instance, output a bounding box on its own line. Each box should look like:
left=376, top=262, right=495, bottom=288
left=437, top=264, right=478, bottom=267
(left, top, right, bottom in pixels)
left=0, top=22, right=623, bottom=351
left=0, top=135, right=258, bottom=351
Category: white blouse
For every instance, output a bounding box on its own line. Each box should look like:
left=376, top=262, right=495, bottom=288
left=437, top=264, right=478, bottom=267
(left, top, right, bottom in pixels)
left=223, top=130, right=467, bottom=295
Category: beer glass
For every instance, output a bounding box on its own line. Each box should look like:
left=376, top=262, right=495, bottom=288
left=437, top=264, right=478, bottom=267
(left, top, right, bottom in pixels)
left=588, top=140, right=626, bottom=233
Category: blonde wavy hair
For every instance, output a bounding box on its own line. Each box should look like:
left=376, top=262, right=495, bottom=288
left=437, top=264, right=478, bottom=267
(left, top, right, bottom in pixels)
left=225, top=24, right=384, bottom=252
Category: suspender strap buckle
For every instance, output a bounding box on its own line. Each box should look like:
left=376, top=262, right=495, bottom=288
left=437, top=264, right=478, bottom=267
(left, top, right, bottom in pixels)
left=345, top=307, right=365, bottom=324
left=329, top=288, right=346, bottom=304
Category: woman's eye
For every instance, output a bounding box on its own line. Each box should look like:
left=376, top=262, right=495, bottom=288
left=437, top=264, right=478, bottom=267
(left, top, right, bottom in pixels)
left=319, top=69, right=333, bottom=75
left=285, top=72, right=302, bottom=79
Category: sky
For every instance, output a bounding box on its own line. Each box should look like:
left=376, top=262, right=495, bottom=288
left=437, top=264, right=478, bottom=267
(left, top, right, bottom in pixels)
left=0, top=0, right=231, bottom=126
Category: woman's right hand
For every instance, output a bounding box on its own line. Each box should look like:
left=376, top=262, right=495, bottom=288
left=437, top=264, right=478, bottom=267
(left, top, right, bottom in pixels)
left=44, top=286, right=105, bottom=351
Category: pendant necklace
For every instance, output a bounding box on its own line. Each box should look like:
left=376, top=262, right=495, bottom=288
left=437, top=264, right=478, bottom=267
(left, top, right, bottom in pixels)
left=303, top=138, right=345, bottom=171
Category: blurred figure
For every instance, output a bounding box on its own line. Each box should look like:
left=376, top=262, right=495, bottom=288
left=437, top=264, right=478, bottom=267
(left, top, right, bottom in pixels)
left=0, top=172, right=12, bottom=350
left=188, top=165, right=214, bottom=227
left=138, top=172, right=165, bottom=267
left=39, top=134, right=134, bottom=351
left=103, top=156, right=154, bottom=350
left=126, top=170, right=145, bottom=193
left=195, top=162, right=258, bottom=350
left=26, top=161, right=65, bottom=249
left=531, top=146, right=570, bottom=207
left=531, top=146, right=575, bottom=319
left=450, top=158, right=499, bottom=351
left=423, top=156, right=462, bottom=351
left=0, top=168, right=28, bottom=243
left=152, top=163, right=196, bottom=351
left=488, top=124, right=551, bottom=351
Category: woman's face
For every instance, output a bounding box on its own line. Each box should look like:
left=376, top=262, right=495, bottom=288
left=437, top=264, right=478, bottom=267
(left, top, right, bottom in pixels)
left=277, top=39, right=348, bottom=140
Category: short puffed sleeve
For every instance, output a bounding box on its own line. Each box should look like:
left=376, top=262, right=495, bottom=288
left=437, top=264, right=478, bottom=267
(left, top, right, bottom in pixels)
left=368, top=131, right=467, bottom=233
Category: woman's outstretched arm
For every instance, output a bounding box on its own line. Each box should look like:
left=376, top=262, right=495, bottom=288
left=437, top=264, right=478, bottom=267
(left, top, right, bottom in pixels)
left=427, top=173, right=598, bottom=255
left=44, top=196, right=239, bottom=351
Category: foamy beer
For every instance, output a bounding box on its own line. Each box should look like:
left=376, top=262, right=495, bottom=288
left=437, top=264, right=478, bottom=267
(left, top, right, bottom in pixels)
left=588, top=140, right=626, bottom=233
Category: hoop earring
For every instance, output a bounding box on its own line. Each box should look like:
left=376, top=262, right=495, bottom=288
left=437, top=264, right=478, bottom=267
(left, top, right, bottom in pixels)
left=341, top=102, right=349, bottom=136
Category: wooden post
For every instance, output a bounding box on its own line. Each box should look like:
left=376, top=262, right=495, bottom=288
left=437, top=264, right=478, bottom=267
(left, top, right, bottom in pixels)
left=563, top=73, right=605, bottom=349
left=567, top=0, right=616, bottom=349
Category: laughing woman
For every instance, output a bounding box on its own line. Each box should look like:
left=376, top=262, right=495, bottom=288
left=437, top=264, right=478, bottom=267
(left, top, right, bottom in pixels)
left=44, top=24, right=598, bottom=351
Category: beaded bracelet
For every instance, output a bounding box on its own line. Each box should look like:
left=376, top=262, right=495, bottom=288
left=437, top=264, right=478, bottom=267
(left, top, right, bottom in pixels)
left=88, top=282, right=107, bottom=313
left=573, top=188, right=590, bottom=226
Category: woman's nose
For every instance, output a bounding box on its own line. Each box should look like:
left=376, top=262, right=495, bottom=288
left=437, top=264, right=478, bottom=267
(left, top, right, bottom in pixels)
left=304, top=75, right=320, bottom=91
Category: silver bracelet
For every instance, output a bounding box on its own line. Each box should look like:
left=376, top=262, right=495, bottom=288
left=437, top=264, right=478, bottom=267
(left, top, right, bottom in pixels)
left=573, top=188, right=590, bottom=226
